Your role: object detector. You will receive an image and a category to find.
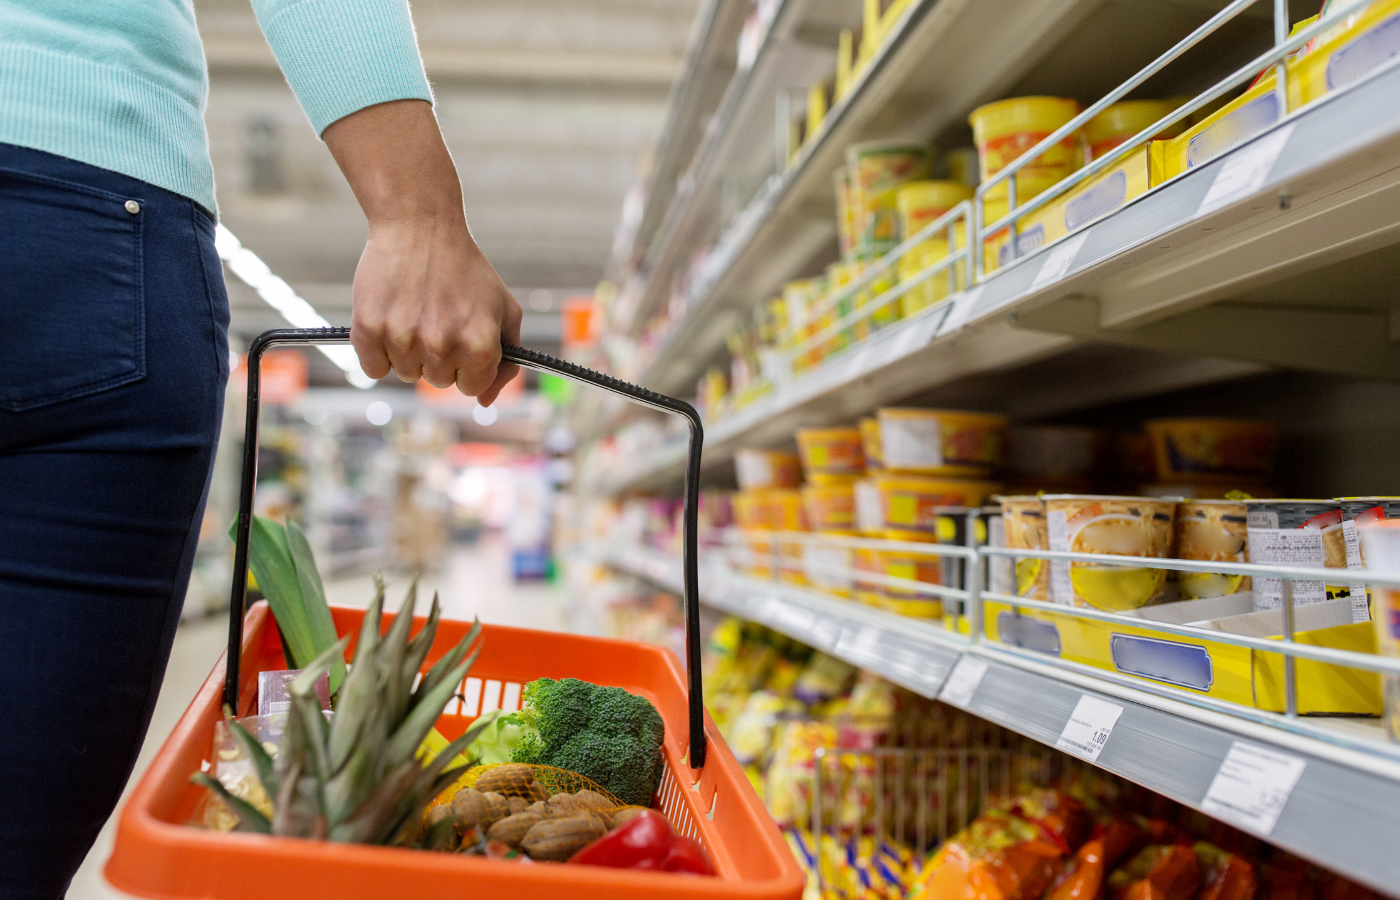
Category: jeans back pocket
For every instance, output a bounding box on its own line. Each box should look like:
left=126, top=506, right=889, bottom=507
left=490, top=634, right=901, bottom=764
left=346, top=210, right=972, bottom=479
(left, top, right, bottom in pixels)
left=0, top=167, right=146, bottom=411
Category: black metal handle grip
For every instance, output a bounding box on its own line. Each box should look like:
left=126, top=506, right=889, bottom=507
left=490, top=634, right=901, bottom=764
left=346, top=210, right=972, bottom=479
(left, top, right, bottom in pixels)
left=224, top=328, right=708, bottom=771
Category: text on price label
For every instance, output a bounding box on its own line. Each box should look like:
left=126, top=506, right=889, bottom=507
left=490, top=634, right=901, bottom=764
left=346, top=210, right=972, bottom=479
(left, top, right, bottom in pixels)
left=938, top=656, right=990, bottom=708
left=1201, top=742, right=1307, bottom=835
left=1055, top=695, right=1124, bottom=762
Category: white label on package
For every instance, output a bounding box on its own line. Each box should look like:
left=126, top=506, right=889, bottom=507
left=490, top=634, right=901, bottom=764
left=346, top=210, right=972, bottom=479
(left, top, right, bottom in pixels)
left=988, top=515, right=1014, bottom=595
left=936, top=286, right=983, bottom=337
left=939, top=655, right=990, bottom=708
left=1055, top=695, right=1124, bottom=762
left=1201, top=742, right=1307, bottom=835
left=1197, top=124, right=1295, bottom=218
left=1047, top=509, right=1074, bottom=605
left=1341, top=519, right=1371, bottom=623
left=1248, top=528, right=1326, bottom=611
left=1030, top=232, right=1090, bottom=291
left=882, top=417, right=943, bottom=469
left=734, top=452, right=773, bottom=490
left=855, top=480, right=883, bottom=533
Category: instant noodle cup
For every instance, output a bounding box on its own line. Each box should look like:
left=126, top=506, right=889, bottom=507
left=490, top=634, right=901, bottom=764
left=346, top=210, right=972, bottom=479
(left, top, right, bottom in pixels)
left=1339, top=497, right=1400, bottom=619
left=1173, top=499, right=1251, bottom=599
left=875, top=474, right=1000, bottom=540
left=1042, top=495, right=1176, bottom=610
left=846, top=141, right=930, bottom=257
left=796, top=427, right=864, bottom=483
left=734, top=448, right=802, bottom=490
left=1000, top=496, right=1049, bottom=601
left=876, top=541, right=944, bottom=619
left=1145, top=418, right=1277, bottom=483
left=1358, top=518, right=1400, bottom=740
left=802, top=482, right=857, bottom=533
left=1082, top=100, right=1176, bottom=162
left=969, top=96, right=1082, bottom=202
left=895, top=181, right=973, bottom=241
left=1244, top=499, right=1350, bottom=613
left=859, top=418, right=882, bottom=470
left=877, top=408, right=1008, bottom=477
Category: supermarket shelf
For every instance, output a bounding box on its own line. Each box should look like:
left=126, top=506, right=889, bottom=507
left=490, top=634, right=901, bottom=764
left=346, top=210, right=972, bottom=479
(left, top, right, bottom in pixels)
left=600, top=543, right=1400, bottom=894
left=635, top=0, right=1281, bottom=394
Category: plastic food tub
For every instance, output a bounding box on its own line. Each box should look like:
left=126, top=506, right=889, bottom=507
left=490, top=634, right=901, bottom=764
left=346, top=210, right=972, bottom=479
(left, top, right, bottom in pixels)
left=969, top=96, right=1081, bottom=201
left=106, top=327, right=803, bottom=900
left=796, top=427, right=864, bottom=483
left=875, top=474, right=1000, bottom=540
left=876, top=408, right=1008, bottom=477
left=1144, top=418, right=1277, bottom=483
left=1041, top=494, right=1177, bottom=611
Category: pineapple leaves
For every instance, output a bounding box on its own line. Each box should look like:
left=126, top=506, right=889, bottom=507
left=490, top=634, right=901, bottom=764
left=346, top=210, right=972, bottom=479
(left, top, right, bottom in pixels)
left=414, top=618, right=481, bottom=705
left=190, top=772, right=271, bottom=835
left=233, top=514, right=345, bottom=695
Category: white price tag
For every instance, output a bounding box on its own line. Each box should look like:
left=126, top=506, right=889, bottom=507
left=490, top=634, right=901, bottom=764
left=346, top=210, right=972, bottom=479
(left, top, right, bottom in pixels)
left=1029, top=232, right=1089, bottom=291
left=1055, top=695, right=1124, bottom=762
left=936, top=287, right=984, bottom=337
left=1197, top=124, right=1294, bottom=217
left=938, top=656, right=990, bottom=708
left=1201, top=742, right=1307, bottom=835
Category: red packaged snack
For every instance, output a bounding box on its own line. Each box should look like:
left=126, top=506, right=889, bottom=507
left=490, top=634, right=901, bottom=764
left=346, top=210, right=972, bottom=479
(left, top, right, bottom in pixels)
left=1194, top=842, right=1257, bottom=900
left=1107, top=844, right=1201, bottom=900
left=1045, top=819, right=1141, bottom=900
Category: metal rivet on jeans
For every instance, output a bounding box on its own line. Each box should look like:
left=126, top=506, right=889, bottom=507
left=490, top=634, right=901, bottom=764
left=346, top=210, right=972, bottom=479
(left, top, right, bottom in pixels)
left=125, top=200, right=141, bottom=214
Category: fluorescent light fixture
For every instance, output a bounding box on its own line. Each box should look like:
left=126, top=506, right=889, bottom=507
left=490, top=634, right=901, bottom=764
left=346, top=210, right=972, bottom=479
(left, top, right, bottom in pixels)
left=214, top=224, right=376, bottom=389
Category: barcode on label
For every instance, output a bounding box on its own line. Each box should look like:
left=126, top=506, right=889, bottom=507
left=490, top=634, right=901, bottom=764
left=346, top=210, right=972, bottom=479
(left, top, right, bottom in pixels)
left=1055, top=695, right=1123, bottom=763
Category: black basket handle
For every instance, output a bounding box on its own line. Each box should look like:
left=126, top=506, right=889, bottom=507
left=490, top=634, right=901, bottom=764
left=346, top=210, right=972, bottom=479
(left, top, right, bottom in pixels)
left=224, top=327, right=707, bottom=770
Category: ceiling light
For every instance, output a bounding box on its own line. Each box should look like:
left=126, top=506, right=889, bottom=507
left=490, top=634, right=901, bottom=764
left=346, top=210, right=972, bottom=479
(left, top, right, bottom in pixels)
left=214, top=224, right=374, bottom=389
left=365, top=400, right=393, bottom=426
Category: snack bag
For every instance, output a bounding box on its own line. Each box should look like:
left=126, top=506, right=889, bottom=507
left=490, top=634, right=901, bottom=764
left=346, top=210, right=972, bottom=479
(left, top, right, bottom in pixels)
left=906, top=810, right=1065, bottom=900
left=1194, top=842, right=1257, bottom=900
left=1106, top=844, right=1200, bottom=900
left=1044, top=819, right=1141, bottom=900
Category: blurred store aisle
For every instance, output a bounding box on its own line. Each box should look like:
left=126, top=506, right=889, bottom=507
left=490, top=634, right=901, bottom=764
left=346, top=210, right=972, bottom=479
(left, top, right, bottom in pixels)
left=70, top=534, right=567, bottom=900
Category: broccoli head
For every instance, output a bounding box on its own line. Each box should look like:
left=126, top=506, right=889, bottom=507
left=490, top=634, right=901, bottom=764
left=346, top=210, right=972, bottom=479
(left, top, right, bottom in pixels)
left=508, top=677, right=666, bottom=806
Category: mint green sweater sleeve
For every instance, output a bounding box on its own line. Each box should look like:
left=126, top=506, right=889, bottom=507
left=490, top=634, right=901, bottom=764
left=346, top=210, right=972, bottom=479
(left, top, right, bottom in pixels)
left=250, top=0, right=434, bottom=136
left=0, top=0, right=433, bottom=215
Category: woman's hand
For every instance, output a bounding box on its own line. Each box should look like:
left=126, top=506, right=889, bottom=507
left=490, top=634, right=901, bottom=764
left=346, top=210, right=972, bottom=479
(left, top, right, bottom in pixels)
left=324, top=99, right=522, bottom=405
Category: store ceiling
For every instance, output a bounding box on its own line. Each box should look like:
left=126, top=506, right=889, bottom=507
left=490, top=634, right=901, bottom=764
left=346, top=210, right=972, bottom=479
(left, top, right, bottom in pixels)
left=199, top=0, right=700, bottom=374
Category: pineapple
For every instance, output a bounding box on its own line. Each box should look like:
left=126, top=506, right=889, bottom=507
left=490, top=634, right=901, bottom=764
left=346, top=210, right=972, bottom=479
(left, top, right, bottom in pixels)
left=194, top=579, right=490, bottom=848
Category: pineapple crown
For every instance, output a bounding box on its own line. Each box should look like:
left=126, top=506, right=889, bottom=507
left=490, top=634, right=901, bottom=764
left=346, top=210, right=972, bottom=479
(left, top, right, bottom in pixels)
left=195, top=578, right=490, bottom=847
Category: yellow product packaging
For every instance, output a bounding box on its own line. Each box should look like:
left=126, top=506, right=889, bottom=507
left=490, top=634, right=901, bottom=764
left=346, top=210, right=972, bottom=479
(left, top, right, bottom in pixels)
left=1145, top=417, right=1277, bottom=483
left=803, top=482, right=857, bottom=533
left=1244, top=499, right=1352, bottom=613
left=1287, top=0, right=1400, bottom=110
left=976, top=174, right=1059, bottom=275
left=783, top=277, right=829, bottom=350
left=875, top=474, right=1000, bottom=539
left=876, top=540, right=945, bottom=619
left=895, top=180, right=973, bottom=241
left=765, top=720, right=837, bottom=827
left=833, top=166, right=857, bottom=258
left=859, top=417, right=882, bottom=470
left=1173, top=499, right=1251, bottom=600
left=895, top=225, right=966, bottom=317
left=1082, top=100, right=1177, bottom=162
left=1000, top=495, right=1050, bottom=600
left=1358, top=519, right=1400, bottom=738
left=1041, top=494, right=1177, bottom=611
left=969, top=96, right=1082, bottom=201
left=854, top=545, right=885, bottom=607
left=851, top=258, right=901, bottom=336
left=846, top=141, right=930, bottom=257
left=877, top=407, right=1008, bottom=477
left=768, top=488, right=811, bottom=585
left=797, top=427, right=865, bottom=483
left=984, top=592, right=1381, bottom=714
left=1156, top=79, right=1282, bottom=181
left=1012, top=147, right=1154, bottom=257
left=734, top=448, right=803, bottom=490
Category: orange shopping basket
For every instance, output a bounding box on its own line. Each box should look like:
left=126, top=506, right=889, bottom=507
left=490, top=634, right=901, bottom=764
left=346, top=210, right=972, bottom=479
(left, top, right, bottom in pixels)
left=106, top=328, right=803, bottom=900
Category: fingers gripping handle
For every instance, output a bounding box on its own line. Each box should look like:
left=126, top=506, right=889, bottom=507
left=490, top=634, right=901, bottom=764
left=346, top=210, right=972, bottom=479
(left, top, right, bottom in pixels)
left=226, top=329, right=708, bottom=771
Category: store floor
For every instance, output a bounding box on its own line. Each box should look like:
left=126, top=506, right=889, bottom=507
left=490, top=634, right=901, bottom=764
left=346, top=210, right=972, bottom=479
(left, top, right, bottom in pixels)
left=70, top=534, right=567, bottom=900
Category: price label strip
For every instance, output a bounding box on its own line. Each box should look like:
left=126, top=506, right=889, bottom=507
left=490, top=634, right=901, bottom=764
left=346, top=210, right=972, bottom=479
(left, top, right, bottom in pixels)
left=1055, top=695, right=1124, bottom=763
left=1029, top=231, right=1090, bottom=292
left=1201, top=742, right=1307, bottom=836
left=936, top=286, right=984, bottom=337
left=1196, top=123, right=1295, bottom=218
left=939, top=655, right=990, bottom=708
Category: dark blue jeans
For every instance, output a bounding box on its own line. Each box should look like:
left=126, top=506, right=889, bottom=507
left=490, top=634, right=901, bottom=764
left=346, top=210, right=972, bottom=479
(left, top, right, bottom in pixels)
left=0, top=144, right=229, bottom=899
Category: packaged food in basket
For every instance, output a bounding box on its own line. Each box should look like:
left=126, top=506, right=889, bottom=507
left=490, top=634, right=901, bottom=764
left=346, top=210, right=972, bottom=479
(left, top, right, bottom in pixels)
left=1245, top=499, right=1352, bottom=614
left=1359, top=519, right=1400, bottom=740
left=797, top=426, right=865, bottom=483
left=877, top=408, right=1008, bottom=477
left=1001, top=495, right=1050, bottom=601
left=1144, top=418, right=1277, bottom=484
left=1042, top=495, right=1177, bottom=610
left=1172, top=499, right=1251, bottom=600
left=736, top=448, right=803, bottom=489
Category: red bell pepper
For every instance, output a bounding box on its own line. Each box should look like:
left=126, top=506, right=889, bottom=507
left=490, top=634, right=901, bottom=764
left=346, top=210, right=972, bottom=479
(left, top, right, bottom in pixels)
left=569, top=809, right=714, bottom=876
